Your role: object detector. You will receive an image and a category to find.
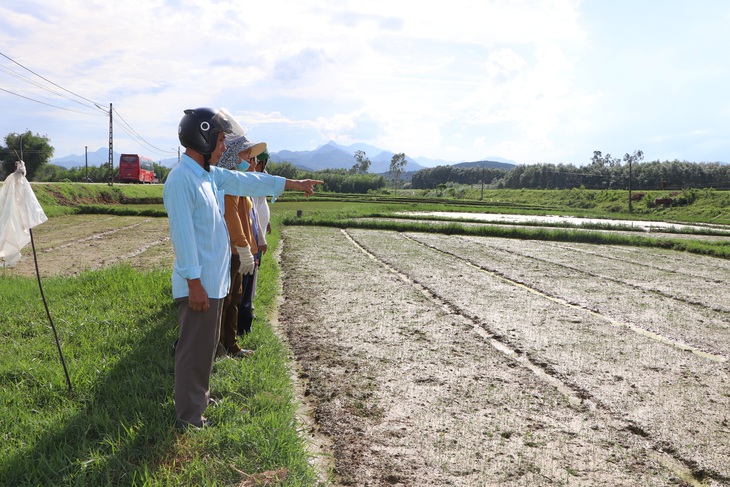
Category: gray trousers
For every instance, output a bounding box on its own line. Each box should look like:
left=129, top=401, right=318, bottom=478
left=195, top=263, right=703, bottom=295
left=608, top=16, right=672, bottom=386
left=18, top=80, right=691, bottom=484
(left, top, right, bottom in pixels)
left=174, top=297, right=223, bottom=426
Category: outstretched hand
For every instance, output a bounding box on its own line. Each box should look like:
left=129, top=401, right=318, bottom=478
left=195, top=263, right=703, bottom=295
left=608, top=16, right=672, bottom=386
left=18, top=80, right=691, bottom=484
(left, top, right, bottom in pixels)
left=288, top=179, right=324, bottom=197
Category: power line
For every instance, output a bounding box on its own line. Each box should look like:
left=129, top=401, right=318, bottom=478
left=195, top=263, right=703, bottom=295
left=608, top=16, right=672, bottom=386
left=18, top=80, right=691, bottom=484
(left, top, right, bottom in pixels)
left=0, top=65, right=104, bottom=114
left=113, top=108, right=177, bottom=156
left=0, top=148, right=48, bottom=154
left=0, top=86, right=105, bottom=115
left=0, top=51, right=106, bottom=110
left=0, top=52, right=176, bottom=157
left=114, top=124, right=178, bottom=157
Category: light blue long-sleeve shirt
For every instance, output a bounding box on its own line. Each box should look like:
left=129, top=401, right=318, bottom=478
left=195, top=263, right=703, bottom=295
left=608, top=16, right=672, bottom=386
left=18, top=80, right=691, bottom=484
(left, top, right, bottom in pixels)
left=163, top=154, right=287, bottom=299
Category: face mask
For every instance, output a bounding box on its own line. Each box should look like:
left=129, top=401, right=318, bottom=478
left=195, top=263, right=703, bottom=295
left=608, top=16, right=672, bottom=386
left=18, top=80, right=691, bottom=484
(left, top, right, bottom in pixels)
left=235, top=163, right=247, bottom=171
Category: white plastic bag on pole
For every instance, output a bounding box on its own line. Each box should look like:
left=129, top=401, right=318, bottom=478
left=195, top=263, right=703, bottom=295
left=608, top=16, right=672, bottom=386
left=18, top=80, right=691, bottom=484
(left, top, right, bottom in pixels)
left=0, top=161, right=48, bottom=267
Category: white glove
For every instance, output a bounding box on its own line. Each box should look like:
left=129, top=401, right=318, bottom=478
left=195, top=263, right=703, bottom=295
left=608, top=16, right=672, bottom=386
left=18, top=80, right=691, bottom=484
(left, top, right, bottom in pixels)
left=236, top=245, right=255, bottom=275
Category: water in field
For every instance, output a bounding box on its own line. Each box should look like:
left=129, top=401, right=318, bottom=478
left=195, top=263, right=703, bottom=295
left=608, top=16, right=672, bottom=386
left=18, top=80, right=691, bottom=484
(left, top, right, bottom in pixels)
left=397, top=212, right=728, bottom=233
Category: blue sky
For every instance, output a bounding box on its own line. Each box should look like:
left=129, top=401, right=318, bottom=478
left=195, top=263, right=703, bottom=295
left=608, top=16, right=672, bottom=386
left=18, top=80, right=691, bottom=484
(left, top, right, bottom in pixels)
left=1, top=0, right=729, bottom=166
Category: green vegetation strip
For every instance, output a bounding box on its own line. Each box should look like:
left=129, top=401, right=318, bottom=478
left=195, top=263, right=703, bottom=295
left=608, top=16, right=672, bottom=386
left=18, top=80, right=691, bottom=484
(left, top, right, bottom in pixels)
left=283, top=215, right=730, bottom=259
left=77, top=204, right=167, bottom=217
left=0, top=226, right=318, bottom=486
left=374, top=212, right=730, bottom=237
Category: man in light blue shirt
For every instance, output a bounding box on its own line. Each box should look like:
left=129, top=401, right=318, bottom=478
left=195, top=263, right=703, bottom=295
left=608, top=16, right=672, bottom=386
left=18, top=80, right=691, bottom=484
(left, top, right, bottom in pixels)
left=163, top=107, right=322, bottom=430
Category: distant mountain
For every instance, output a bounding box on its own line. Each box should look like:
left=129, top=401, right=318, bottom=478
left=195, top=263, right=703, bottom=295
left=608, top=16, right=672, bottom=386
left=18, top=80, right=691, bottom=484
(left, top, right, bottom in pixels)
left=51, top=148, right=178, bottom=168
left=452, top=160, right=517, bottom=170
left=51, top=143, right=517, bottom=173
left=270, top=141, right=424, bottom=173
left=481, top=156, right=518, bottom=165
left=331, top=142, right=386, bottom=158
left=414, top=156, right=450, bottom=167
left=52, top=148, right=117, bottom=169
left=414, top=155, right=518, bottom=168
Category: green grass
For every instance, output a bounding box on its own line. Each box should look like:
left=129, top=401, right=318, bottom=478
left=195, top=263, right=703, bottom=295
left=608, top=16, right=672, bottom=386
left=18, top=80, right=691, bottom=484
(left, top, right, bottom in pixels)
left=76, top=204, right=167, bottom=217
left=0, top=230, right=319, bottom=486
left=23, top=183, right=160, bottom=217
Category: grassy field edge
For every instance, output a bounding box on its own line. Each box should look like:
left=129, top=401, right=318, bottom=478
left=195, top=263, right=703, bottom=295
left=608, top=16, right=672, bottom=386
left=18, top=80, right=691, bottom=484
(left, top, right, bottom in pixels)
left=0, top=226, right=320, bottom=486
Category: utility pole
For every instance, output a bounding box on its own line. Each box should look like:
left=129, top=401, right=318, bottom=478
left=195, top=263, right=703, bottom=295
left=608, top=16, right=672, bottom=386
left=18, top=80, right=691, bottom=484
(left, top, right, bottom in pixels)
left=628, top=157, right=633, bottom=212
left=480, top=166, right=485, bottom=201
left=85, top=146, right=88, bottom=182
left=624, top=150, right=643, bottom=213
left=108, top=103, right=114, bottom=186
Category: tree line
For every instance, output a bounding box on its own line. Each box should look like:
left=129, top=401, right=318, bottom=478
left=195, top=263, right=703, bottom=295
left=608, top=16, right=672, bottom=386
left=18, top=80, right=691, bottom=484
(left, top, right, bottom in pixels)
left=411, top=165, right=510, bottom=189
left=5, top=132, right=728, bottom=192
left=266, top=162, right=387, bottom=193
left=411, top=156, right=730, bottom=191
left=264, top=150, right=406, bottom=194
left=496, top=159, right=730, bottom=190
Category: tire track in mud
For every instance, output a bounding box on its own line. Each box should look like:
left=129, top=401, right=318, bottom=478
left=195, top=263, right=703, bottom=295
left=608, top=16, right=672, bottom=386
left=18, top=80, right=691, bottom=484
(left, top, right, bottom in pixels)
left=342, top=229, right=730, bottom=486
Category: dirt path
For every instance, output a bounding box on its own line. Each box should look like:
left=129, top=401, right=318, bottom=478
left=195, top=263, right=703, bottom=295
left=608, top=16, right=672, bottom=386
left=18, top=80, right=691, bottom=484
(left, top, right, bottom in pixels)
left=279, top=226, right=729, bottom=486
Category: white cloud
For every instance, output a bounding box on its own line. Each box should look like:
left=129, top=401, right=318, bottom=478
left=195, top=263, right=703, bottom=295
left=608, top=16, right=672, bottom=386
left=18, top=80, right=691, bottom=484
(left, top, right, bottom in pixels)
left=2, top=0, right=730, bottom=165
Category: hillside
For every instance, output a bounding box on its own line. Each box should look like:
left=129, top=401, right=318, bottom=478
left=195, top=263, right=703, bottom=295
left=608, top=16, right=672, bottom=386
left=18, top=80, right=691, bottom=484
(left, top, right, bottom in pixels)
left=50, top=144, right=518, bottom=174
left=452, top=160, right=517, bottom=170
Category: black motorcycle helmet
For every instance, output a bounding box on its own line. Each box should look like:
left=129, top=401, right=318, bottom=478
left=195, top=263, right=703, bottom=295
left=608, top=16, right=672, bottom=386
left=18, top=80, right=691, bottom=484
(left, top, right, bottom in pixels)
left=178, top=108, right=234, bottom=158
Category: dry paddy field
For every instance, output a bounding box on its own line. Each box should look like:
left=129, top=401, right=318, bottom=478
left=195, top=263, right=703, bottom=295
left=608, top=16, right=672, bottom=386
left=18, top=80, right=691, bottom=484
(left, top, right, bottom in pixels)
left=279, top=225, right=730, bottom=486
left=8, top=214, right=730, bottom=486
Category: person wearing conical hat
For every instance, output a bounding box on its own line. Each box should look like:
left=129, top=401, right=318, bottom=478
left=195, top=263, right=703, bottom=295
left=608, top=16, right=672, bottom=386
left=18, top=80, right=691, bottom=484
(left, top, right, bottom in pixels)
left=216, top=134, right=267, bottom=359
